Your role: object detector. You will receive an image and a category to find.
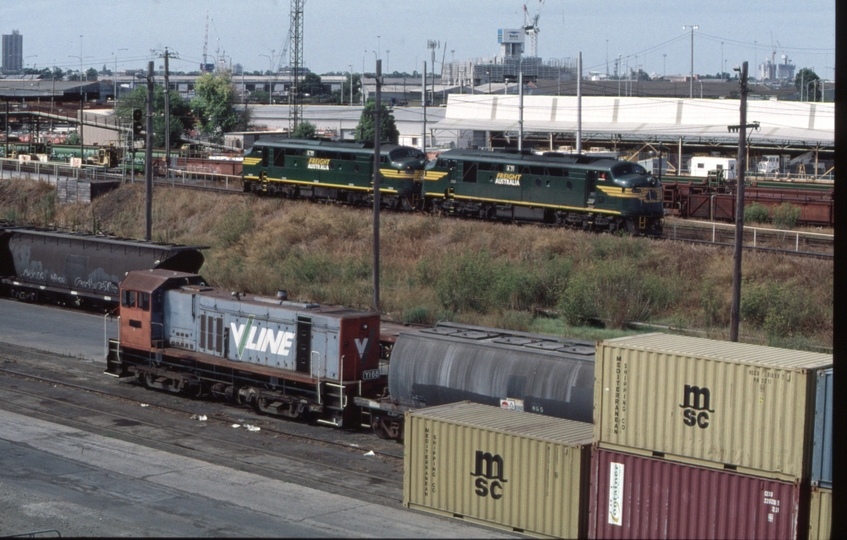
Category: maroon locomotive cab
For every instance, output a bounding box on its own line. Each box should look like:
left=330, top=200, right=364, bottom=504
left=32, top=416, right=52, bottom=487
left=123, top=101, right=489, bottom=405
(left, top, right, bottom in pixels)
left=338, top=314, right=381, bottom=382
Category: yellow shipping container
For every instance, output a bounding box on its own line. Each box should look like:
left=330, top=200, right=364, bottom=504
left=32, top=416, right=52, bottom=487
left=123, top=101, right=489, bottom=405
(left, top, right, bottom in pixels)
left=594, top=333, right=831, bottom=482
left=404, top=402, right=593, bottom=539
left=808, top=487, right=832, bottom=540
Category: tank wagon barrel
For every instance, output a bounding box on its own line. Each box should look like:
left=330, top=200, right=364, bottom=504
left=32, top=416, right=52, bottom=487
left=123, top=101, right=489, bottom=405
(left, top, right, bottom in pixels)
left=356, top=321, right=596, bottom=440
left=0, top=227, right=207, bottom=311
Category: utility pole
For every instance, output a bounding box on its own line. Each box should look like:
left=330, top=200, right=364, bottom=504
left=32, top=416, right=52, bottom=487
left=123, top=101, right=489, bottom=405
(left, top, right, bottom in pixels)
left=372, top=59, right=382, bottom=311
left=518, top=70, right=523, bottom=152
left=729, top=61, right=759, bottom=342
left=576, top=52, right=582, bottom=154
left=421, top=61, right=426, bottom=153
left=145, top=61, right=154, bottom=241
left=683, top=24, right=698, bottom=99
left=155, top=48, right=179, bottom=175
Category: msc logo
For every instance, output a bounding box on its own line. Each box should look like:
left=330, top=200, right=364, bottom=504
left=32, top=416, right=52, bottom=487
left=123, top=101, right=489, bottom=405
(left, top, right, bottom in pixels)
left=679, top=384, right=715, bottom=429
left=470, top=450, right=507, bottom=499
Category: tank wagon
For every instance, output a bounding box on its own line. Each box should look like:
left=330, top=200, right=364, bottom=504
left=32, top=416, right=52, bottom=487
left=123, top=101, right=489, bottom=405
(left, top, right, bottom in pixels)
left=241, top=138, right=427, bottom=210
left=0, top=227, right=207, bottom=311
left=105, top=269, right=383, bottom=427
left=355, top=322, right=596, bottom=440
left=421, top=149, right=664, bottom=235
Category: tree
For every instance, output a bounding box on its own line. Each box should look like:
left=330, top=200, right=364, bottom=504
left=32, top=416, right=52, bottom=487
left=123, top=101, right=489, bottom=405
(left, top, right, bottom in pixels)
left=85, top=67, right=98, bottom=81
left=336, top=73, right=361, bottom=104
left=291, top=121, right=317, bottom=139
left=795, top=68, right=821, bottom=101
left=190, top=72, right=250, bottom=140
left=116, top=85, right=194, bottom=148
left=300, top=72, right=324, bottom=96
left=355, top=102, right=399, bottom=143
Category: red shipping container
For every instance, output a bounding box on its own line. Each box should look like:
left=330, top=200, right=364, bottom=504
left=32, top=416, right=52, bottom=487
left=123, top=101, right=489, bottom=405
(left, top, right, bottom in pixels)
left=589, top=448, right=808, bottom=540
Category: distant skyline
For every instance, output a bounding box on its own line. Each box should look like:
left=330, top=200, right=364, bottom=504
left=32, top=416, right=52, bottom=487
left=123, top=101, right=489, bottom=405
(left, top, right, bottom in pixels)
left=0, top=1, right=836, bottom=79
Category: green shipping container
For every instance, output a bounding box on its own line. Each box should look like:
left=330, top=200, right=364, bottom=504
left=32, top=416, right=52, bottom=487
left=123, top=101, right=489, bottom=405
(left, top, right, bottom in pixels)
left=404, top=402, right=593, bottom=539
left=594, top=333, right=832, bottom=482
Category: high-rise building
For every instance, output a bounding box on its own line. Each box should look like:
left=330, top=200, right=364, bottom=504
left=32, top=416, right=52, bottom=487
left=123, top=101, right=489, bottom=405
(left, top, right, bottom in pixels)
left=2, top=30, right=24, bottom=73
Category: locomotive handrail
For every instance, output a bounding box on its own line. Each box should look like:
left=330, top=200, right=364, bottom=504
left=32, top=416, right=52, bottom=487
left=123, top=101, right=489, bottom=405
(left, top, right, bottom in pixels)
left=150, top=321, right=165, bottom=351
left=311, top=350, right=322, bottom=404
left=105, top=314, right=120, bottom=360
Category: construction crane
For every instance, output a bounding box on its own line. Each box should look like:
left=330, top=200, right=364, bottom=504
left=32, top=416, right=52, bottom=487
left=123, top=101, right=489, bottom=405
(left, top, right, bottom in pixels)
left=523, top=0, right=545, bottom=58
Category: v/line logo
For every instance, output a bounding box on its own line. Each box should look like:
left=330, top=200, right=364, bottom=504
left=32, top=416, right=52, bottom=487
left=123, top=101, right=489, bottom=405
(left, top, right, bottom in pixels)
left=470, top=450, right=508, bottom=499
left=679, top=384, right=715, bottom=429
left=229, top=315, right=370, bottom=361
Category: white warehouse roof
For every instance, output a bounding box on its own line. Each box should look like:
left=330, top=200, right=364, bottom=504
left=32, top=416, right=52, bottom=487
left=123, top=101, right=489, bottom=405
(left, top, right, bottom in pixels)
left=432, top=95, right=833, bottom=147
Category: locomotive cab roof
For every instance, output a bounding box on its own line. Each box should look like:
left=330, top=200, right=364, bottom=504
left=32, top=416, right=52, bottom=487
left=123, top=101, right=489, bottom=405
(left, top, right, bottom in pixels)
left=120, top=269, right=206, bottom=293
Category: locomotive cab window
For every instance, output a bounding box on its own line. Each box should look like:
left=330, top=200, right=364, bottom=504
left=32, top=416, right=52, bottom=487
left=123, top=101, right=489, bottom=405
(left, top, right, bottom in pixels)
left=273, top=149, right=285, bottom=167
left=121, top=290, right=136, bottom=308
left=260, top=147, right=269, bottom=167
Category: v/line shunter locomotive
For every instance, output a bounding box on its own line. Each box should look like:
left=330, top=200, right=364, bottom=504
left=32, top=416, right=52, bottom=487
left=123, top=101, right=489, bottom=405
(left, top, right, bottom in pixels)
left=241, top=139, right=664, bottom=235
left=105, top=269, right=596, bottom=436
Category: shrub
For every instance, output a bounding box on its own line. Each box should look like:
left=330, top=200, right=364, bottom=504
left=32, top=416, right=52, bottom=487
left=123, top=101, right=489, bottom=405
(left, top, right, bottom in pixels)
left=740, top=280, right=823, bottom=338
left=772, top=202, right=801, bottom=230
left=744, top=202, right=770, bottom=224
left=559, top=258, right=680, bottom=329
left=432, top=249, right=496, bottom=313
left=402, top=306, right=433, bottom=325
left=558, top=272, right=598, bottom=326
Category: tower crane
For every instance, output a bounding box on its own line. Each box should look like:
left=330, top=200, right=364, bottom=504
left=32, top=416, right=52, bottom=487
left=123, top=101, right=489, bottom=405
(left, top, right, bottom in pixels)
left=523, top=0, right=545, bottom=58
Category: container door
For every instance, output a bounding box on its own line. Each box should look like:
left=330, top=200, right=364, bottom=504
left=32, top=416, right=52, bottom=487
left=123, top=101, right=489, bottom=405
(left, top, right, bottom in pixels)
left=296, top=316, right=312, bottom=374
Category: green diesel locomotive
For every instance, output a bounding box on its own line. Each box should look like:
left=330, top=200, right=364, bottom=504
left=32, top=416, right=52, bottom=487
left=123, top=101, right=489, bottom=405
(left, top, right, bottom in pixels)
left=422, top=149, right=664, bottom=235
left=242, top=138, right=427, bottom=210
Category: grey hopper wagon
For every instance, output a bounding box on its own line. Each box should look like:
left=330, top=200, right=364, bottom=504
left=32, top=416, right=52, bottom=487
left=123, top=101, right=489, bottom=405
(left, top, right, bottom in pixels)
left=0, top=227, right=207, bottom=311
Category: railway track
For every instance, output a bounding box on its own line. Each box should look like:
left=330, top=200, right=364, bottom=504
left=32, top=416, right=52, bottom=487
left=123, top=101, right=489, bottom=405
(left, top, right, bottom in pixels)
left=0, top=346, right=404, bottom=505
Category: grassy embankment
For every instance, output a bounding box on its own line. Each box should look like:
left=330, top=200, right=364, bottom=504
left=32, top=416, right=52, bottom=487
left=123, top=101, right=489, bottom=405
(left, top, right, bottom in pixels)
left=0, top=178, right=833, bottom=352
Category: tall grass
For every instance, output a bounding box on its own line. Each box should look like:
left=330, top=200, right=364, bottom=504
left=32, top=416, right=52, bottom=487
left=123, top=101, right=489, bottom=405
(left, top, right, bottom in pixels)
left=0, top=181, right=832, bottom=350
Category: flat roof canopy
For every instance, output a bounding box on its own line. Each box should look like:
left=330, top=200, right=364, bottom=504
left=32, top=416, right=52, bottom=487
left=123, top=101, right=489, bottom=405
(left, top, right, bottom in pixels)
left=432, top=95, right=834, bottom=148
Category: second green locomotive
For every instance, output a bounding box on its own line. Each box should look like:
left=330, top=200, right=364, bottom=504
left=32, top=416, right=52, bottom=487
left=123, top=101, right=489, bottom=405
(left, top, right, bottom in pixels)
left=422, top=149, right=663, bottom=235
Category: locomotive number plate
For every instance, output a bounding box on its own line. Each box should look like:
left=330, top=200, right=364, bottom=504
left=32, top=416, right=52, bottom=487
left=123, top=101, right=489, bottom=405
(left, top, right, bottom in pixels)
left=362, top=369, right=381, bottom=380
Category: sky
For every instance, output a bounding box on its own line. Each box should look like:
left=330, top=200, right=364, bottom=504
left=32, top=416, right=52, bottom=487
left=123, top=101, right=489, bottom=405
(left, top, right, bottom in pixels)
left=0, top=0, right=836, bottom=80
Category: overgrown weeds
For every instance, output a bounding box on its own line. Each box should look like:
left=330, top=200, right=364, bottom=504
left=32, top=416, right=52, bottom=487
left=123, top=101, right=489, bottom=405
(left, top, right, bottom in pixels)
left=0, top=181, right=832, bottom=350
